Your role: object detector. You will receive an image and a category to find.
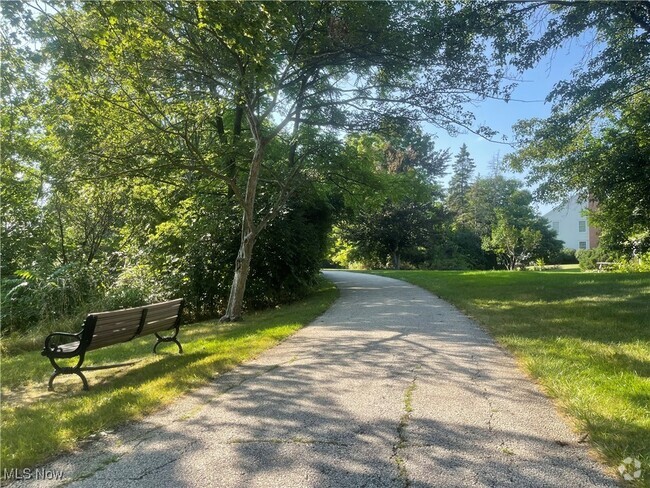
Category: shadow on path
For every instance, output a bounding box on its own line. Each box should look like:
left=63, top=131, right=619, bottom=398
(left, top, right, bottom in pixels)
left=11, top=271, right=618, bottom=487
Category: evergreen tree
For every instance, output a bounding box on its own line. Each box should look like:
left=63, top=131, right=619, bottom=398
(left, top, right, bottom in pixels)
left=447, top=144, right=476, bottom=216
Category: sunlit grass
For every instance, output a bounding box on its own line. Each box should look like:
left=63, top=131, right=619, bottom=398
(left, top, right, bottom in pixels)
left=1, top=280, right=338, bottom=471
left=372, top=269, right=650, bottom=486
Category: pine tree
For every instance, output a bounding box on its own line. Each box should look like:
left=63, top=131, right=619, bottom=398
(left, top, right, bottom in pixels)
left=447, top=144, right=475, bottom=216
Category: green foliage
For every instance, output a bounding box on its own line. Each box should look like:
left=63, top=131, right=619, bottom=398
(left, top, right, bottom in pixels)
left=511, top=92, right=650, bottom=255
left=22, top=0, right=528, bottom=320
left=376, top=118, right=450, bottom=182
left=481, top=213, right=543, bottom=270
left=504, top=2, right=650, bottom=131
left=459, top=176, right=563, bottom=269
left=549, top=247, right=578, bottom=265
left=247, top=191, right=333, bottom=308
left=504, top=0, right=650, bottom=255
left=341, top=200, right=444, bottom=270
left=614, top=253, right=650, bottom=273
left=1, top=263, right=107, bottom=335
left=575, top=248, right=618, bottom=271
left=447, top=143, right=475, bottom=216
left=447, top=228, right=494, bottom=270
left=463, top=176, right=531, bottom=237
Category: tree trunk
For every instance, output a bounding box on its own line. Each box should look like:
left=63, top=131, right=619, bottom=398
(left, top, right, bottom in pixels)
left=221, top=230, right=256, bottom=322
left=221, top=122, right=265, bottom=322
left=392, top=249, right=401, bottom=270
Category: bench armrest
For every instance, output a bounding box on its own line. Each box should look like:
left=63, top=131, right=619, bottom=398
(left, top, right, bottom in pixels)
left=42, top=332, right=82, bottom=356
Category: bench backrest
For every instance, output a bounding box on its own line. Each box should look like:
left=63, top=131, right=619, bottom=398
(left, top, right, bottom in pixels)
left=83, top=306, right=145, bottom=351
left=140, top=299, right=184, bottom=336
left=81, top=299, right=184, bottom=351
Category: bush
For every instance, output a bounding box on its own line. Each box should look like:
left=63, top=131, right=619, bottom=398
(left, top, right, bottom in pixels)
left=549, top=247, right=578, bottom=265
left=247, top=192, right=333, bottom=308
left=0, top=262, right=110, bottom=335
left=575, top=247, right=618, bottom=271
left=0, top=259, right=179, bottom=340
left=613, top=252, right=650, bottom=272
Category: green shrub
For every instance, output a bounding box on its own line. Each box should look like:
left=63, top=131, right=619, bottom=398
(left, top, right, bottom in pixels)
left=614, top=252, right=650, bottom=272
left=247, top=193, right=333, bottom=308
left=0, top=263, right=109, bottom=335
left=549, top=247, right=578, bottom=265
left=575, top=247, right=618, bottom=271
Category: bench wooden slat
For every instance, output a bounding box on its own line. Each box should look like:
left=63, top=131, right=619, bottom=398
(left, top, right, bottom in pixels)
left=92, top=306, right=145, bottom=320
left=93, top=322, right=141, bottom=336
left=141, top=317, right=177, bottom=335
left=145, top=308, right=179, bottom=322
left=94, top=314, right=142, bottom=333
left=146, top=314, right=178, bottom=325
left=55, top=342, right=81, bottom=353
left=145, top=301, right=182, bottom=315
left=148, top=298, right=183, bottom=307
left=94, top=313, right=143, bottom=326
left=87, top=334, right=137, bottom=350
left=91, top=328, right=139, bottom=341
left=143, top=299, right=183, bottom=312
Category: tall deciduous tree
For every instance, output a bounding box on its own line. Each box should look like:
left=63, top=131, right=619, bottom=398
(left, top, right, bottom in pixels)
left=1, top=5, right=48, bottom=276
left=461, top=176, right=562, bottom=268
left=482, top=212, right=542, bottom=270
left=26, top=1, right=521, bottom=321
left=343, top=200, right=440, bottom=270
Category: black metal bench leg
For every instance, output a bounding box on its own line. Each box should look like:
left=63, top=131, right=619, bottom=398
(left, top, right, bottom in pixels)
left=48, top=370, right=60, bottom=391
left=153, top=331, right=183, bottom=354
left=47, top=355, right=89, bottom=391
left=75, top=371, right=90, bottom=390
left=49, top=369, right=89, bottom=391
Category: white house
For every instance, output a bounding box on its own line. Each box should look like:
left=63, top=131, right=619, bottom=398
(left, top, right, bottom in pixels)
left=543, top=195, right=600, bottom=250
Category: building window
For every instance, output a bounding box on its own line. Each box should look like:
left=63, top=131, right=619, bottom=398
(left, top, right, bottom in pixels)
left=579, top=241, right=587, bottom=249
left=579, top=220, right=586, bottom=232
left=552, top=221, right=560, bottom=233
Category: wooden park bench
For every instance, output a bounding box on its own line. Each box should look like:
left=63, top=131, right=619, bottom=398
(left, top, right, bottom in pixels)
left=42, top=299, right=184, bottom=391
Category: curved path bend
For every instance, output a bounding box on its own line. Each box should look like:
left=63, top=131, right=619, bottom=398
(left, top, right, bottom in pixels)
left=19, top=271, right=616, bottom=487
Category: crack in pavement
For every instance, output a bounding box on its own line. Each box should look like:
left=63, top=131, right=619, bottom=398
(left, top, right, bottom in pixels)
left=226, top=437, right=351, bottom=447
left=468, top=352, right=497, bottom=434
left=391, top=374, right=418, bottom=488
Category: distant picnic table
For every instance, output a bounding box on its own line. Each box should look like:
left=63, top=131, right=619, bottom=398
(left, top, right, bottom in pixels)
left=596, top=262, right=615, bottom=272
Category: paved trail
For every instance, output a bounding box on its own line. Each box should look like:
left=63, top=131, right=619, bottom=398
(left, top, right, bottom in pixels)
left=18, top=271, right=616, bottom=487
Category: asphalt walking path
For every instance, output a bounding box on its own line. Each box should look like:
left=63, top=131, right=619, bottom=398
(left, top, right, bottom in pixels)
left=18, top=271, right=617, bottom=487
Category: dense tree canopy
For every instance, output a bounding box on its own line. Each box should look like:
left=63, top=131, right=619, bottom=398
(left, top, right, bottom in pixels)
left=6, top=0, right=531, bottom=321
left=3, top=1, right=648, bottom=336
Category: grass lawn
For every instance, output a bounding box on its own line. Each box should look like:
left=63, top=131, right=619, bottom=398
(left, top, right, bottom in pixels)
left=372, top=269, right=650, bottom=485
left=1, top=280, right=338, bottom=472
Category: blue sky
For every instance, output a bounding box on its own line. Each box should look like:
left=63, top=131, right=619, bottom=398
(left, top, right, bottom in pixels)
left=430, top=38, right=588, bottom=214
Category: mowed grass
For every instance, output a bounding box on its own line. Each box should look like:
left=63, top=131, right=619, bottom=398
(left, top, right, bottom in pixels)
left=1, top=280, right=338, bottom=471
left=373, top=270, right=650, bottom=483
